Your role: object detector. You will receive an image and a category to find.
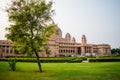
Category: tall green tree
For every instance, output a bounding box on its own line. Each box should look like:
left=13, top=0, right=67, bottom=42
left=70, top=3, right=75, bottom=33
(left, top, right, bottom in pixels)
left=111, top=48, right=120, bottom=54
left=6, top=0, right=56, bottom=72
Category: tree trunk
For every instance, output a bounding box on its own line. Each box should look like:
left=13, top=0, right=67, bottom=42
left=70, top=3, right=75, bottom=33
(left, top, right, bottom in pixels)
left=35, top=52, right=42, bottom=72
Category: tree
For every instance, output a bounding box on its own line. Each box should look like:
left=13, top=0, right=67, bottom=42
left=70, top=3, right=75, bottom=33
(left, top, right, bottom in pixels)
left=6, top=0, right=56, bottom=72
left=111, top=48, right=120, bottom=54
left=111, top=48, right=116, bottom=54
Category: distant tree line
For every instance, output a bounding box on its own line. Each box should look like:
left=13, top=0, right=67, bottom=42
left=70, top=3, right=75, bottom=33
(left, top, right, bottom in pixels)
left=111, top=47, right=120, bottom=54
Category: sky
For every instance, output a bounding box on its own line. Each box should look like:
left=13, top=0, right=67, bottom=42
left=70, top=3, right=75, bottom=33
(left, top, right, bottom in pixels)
left=0, top=0, right=120, bottom=48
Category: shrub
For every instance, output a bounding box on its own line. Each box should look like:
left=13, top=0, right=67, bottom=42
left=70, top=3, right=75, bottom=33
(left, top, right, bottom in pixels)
left=8, top=58, right=17, bottom=71
left=88, top=58, right=120, bottom=62
left=79, top=56, right=87, bottom=60
left=98, top=55, right=120, bottom=59
left=0, top=58, right=8, bottom=61
left=0, top=57, right=82, bottom=63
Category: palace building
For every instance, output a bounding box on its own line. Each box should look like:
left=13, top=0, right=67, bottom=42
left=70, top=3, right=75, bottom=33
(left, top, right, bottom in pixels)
left=0, top=27, right=111, bottom=58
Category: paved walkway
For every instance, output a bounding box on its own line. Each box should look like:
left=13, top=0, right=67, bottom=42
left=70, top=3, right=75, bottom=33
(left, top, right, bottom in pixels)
left=82, top=60, right=88, bottom=63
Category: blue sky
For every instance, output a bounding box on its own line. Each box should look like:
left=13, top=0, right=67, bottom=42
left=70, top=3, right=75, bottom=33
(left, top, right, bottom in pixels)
left=0, top=0, right=120, bottom=48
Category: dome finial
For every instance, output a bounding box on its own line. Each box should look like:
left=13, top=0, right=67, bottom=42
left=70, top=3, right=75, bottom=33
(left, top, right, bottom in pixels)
left=56, top=27, right=62, bottom=37
left=65, top=33, right=71, bottom=42
left=72, top=37, right=76, bottom=43
left=82, top=34, right=87, bottom=44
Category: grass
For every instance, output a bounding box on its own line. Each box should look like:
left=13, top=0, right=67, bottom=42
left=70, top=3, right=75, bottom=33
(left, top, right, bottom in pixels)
left=0, top=62, right=120, bottom=80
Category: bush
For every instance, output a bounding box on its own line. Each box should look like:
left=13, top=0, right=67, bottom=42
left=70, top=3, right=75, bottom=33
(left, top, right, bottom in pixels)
left=8, top=58, right=17, bottom=71
left=88, top=58, right=120, bottom=62
left=0, top=57, right=82, bottom=63
left=98, top=55, right=120, bottom=59
left=0, top=58, right=8, bottom=61
left=39, top=57, right=82, bottom=63
left=79, top=56, right=87, bottom=60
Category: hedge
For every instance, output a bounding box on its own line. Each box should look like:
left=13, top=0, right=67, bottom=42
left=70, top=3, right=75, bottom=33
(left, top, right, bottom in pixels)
left=88, top=58, right=120, bottom=62
left=0, top=57, right=82, bottom=63
left=99, top=55, right=120, bottom=59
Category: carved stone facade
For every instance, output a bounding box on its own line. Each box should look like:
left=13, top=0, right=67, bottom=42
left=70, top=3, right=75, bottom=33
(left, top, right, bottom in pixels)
left=0, top=27, right=111, bottom=58
left=46, top=27, right=111, bottom=57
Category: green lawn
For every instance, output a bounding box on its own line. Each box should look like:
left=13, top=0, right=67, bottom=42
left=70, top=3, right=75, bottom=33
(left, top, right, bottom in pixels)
left=0, top=62, right=120, bottom=80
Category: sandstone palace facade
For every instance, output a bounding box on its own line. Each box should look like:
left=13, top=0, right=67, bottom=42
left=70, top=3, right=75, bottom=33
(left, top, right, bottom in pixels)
left=0, top=27, right=111, bottom=58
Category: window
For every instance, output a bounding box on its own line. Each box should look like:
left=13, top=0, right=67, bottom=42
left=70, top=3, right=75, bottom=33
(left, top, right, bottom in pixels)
left=10, top=50, right=13, bottom=53
left=6, top=49, right=9, bottom=53
left=2, top=49, right=4, bottom=52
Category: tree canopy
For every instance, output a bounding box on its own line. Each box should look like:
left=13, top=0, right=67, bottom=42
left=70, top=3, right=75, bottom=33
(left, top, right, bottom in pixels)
left=111, top=48, right=120, bottom=54
left=6, top=0, right=56, bottom=72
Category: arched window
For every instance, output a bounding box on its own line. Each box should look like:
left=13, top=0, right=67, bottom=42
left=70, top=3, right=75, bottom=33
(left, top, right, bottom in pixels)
left=64, top=50, right=65, bottom=53
left=61, top=50, right=62, bottom=53
left=66, top=50, right=68, bottom=53
left=73, top=50, right=74, bottom=53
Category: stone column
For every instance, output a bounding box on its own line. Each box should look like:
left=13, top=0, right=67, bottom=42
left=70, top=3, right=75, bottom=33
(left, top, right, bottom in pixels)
left=101, top=48, right=104, bottom=55
left=5, top=46, right=7, bottom=54
left=81, top=46, right=85, bottom=55
left=12, top=48, right=14, bottom=54
left=9, top=46, right=10, bottom=54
